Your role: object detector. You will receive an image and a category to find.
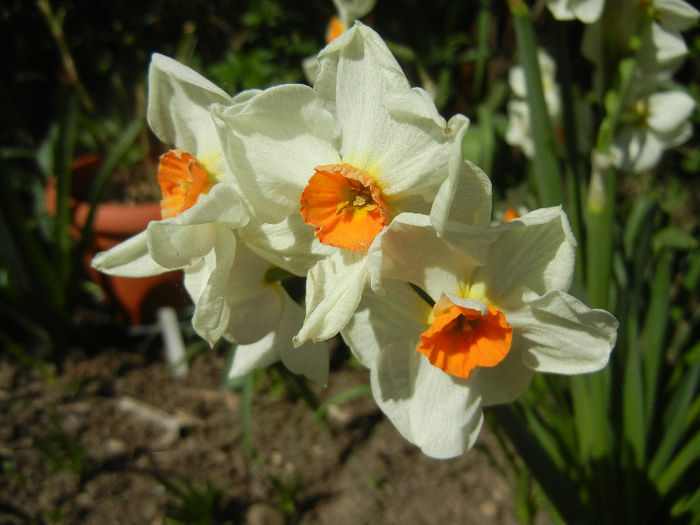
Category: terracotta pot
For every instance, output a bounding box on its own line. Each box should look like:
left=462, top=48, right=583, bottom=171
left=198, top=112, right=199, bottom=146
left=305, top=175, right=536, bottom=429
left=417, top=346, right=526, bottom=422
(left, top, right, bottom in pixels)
left=46, top=154, right=190, bottom=325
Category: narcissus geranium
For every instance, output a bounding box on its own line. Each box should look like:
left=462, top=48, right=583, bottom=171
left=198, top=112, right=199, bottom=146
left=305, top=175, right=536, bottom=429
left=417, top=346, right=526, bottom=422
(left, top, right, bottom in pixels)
left=92, top=53, right=328, bottom=384
left=213, top=22, right=492, bottom=347
left=342, top=208, right=618, bottom=458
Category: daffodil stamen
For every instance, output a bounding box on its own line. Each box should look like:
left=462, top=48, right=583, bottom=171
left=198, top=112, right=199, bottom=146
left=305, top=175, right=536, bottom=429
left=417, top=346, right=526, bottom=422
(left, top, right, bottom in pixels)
left=158, top=149, right=213, bottom=219
left=417, top=299, right=512, bottom=379
left=299, top=163, right=388, bottom=251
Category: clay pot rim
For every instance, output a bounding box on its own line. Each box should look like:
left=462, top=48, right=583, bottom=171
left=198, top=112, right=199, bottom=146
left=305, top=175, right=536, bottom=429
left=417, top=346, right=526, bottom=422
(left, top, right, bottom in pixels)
left=45, top=154, right=163, bottom=236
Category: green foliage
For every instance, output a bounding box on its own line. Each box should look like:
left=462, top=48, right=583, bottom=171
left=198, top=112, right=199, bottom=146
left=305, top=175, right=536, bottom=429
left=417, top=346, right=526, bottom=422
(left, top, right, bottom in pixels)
left=161, top=477, right=224, bottom=525
left=486, top=2, right=700, bottom=523
left=34, top=412, right=85, bottom=475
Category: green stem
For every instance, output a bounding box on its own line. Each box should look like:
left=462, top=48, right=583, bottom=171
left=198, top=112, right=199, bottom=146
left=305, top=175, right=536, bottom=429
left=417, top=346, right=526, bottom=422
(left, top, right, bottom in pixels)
left=37, top=0, right=96, bottom=115
left=508, top=0, right=563, bottom=207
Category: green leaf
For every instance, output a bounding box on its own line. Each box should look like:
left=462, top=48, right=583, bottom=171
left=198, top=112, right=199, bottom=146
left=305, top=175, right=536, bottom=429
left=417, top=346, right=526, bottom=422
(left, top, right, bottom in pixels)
left=648, top=350, right=699, bottom=482
left=509, top=0, right=563, bottom=207
left=641, top=253, right=672, bottom=432
left=314, top=384, right=371, bottom=420
left=490, top=403, right=586, bottom=524
left=657, top=429, right=700, bottom=495
left=622, top=196, right=656, bottom=259
left=653, top=228, right=699, bottom=253
left=622, top=336, right=646, bottom=469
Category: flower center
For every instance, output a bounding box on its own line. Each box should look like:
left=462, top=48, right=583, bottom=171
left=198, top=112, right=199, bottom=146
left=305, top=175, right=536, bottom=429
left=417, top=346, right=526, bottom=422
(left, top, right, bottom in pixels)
left=326, top=16, right=347, bottom=43
left=157, top=149, right=213, bottom=219
left=417, top=298, right=512, bottom=379
left=299, top=163, right=388, bottom=251
left=503, top=207, right=520, bottom=223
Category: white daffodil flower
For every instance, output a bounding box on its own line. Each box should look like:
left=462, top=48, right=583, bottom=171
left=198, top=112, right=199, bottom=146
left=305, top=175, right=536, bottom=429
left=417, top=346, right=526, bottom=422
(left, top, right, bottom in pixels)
left=612, top=89, right=696, bottom=173
left=505, top=99, right=537, bottom=158
left=546, top=0, right=604, bottom=23
left=213, top=22, right=492, bottom=348
left=92, top=53, right=328, bottom=384
left=342, top=208, right=618, bottom=458
left=505, top=48, right=592, bottom=159
left=508, top=48, right=562, bottom=117
left=302, top=0, right=377, bottom=84
left=582, top=0, right=697, bottom=89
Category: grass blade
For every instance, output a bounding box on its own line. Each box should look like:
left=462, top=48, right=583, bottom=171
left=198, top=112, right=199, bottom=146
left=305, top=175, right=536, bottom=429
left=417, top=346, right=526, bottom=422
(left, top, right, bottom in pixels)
left=490, top=404, right=586, bottom=523
left=641, top=252, right=672, bottom=432
left=648, top=345, right=700, bottom=481
left=657, top=429, right=700, bottom=496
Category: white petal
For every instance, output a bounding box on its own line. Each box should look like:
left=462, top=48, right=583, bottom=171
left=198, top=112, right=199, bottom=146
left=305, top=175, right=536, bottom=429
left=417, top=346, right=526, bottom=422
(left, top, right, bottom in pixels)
left=507, top=290, right=618, bottom=374
left=508, top=65, right=527, bottom=97
left=226, top=292, right=330, bottom=384
left=342, top=279, right=431, bottom=366
left=332, top=0, right=376, bottom=26
left=612, top=128, right=663, bottom=173
left=371, top=343, right=484, bottom=459
left=315, top=22, right=408, bottom=112
left=505, top=100, right=535, bottom=158
left=470, top=343, right=535, bottom=407
left=213, top=84, right=340, bottom=223
left=638, top=23, right=688, bottom=76
left=182, top=183, right=248, bottom=228
left=221, top=242, right=284, bottom=345
left=294, top=250, right=368, bottom=346
left=654, top=0, right=700, bottom=33
left=384, top=87, right=447, bottom=130
left=647, top=91, right=696, bottom=134
left=472, top=207, right=576, bottom=305
left=147, top=222, right=218, bottom=269
left=188, top=225, right=238, bottom=345
left=430, top=152, right=493, bottom=235
left=302, top=54, right=320, bottom=85
left=240, top=214, right=332, bottom=277
left=277, top=294, right=330, bottom=385
left=147, top=54, right=232, bottom=158
left=317, top=23, right=455, bottom=196
left=91, top=230, right=169, bottom=277
left=227, top=334, right=280, bottom=379
left=182, top=256, right=210, bottom=306
left=657, top=120, right=693, bottom=150
left=367, top=212, right=496, bottom=299
left=572, top=0, right=604, bottom=23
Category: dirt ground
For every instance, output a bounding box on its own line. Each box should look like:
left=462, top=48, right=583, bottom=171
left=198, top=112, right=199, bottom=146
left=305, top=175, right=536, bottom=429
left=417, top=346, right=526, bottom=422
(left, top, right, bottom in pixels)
left=0, top=328, right=541, bottom=525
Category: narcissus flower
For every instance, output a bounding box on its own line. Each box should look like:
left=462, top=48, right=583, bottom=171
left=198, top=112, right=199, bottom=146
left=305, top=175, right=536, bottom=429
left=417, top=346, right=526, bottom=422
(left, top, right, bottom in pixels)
left=303, top=0, right=377, bottom=83
left=546, top=0, right=604, bottom=23
left=342, top=208, right=618, bottom=458
left=92, top=53, right=328, bottom=384
left=612, top=89, right=696, bottom=173
left=582, top=0, right=698, bottom=89
left=327, top=0, right=376, bottom=42
left=214, top=22, right=492, bottom=347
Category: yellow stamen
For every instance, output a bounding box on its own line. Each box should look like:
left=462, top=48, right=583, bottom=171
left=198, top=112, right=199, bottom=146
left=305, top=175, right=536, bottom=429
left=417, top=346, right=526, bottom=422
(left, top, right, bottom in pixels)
left=417, top=302, right=512, bottom=379
left=299, top=163, right=388, bottom=251
left=157, top=149, right=213, bottom=219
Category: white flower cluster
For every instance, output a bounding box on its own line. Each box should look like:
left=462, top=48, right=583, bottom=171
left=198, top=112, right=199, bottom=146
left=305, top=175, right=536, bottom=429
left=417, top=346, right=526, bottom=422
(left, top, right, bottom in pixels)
left=93, top=24, right=618, bottom=459
left=590, top=0, right=699, bottom=173
left=509, top=0, right=698, bottom=174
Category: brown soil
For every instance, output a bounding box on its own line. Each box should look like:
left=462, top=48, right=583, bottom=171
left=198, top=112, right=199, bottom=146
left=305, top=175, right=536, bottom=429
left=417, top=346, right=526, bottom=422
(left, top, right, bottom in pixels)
left=0, top=335, right=538, bottom=525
